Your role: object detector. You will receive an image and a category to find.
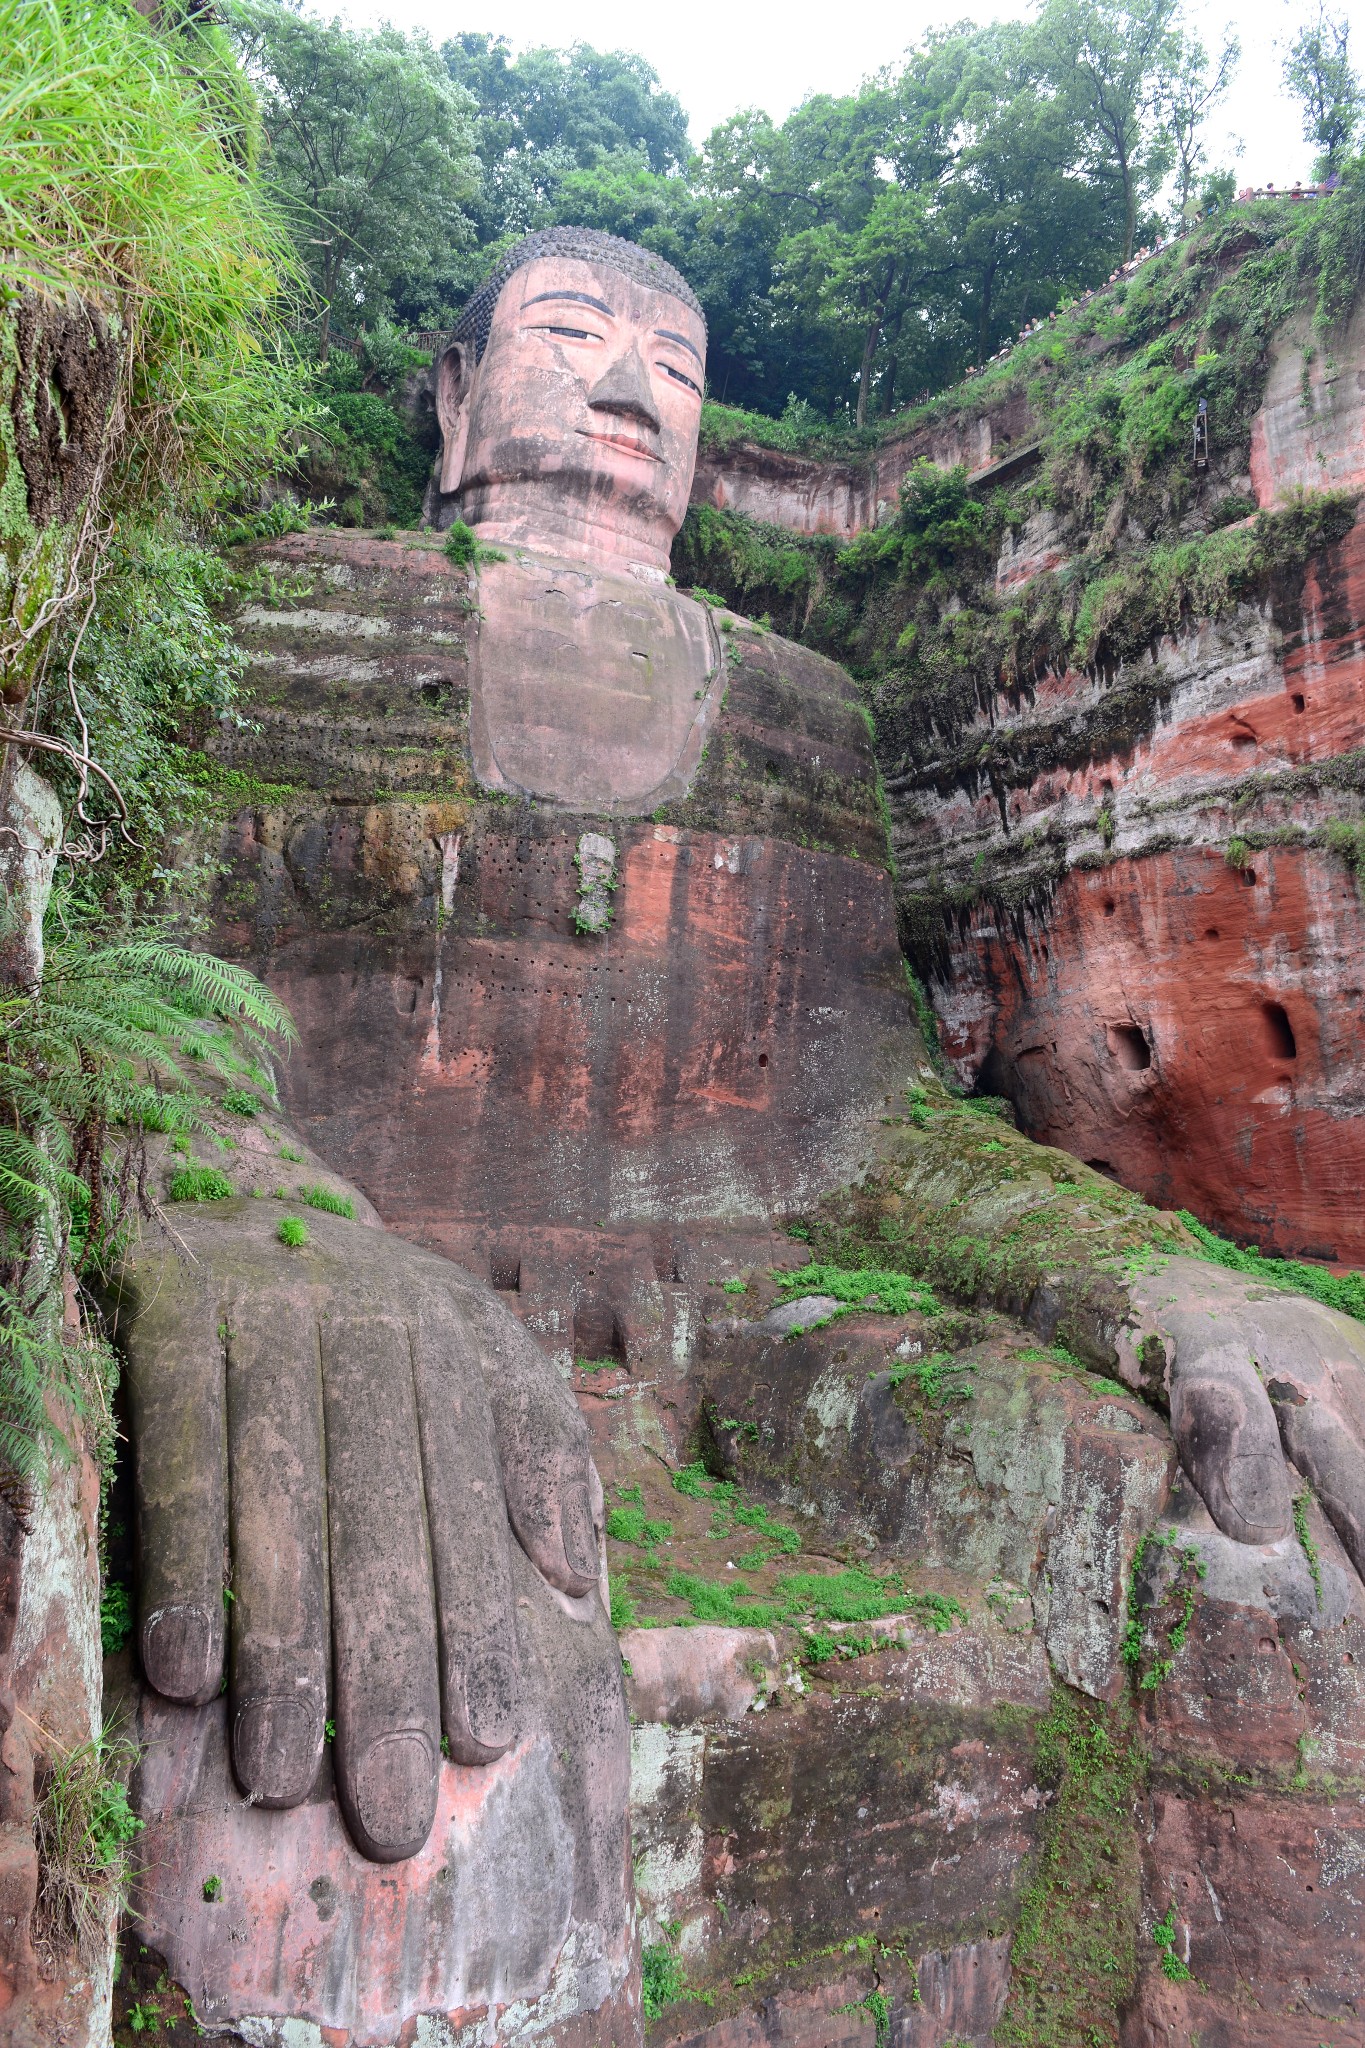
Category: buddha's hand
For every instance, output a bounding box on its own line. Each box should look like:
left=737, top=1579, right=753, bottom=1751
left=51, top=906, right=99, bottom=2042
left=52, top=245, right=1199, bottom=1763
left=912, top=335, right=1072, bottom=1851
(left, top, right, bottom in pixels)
left=1126, top=1254, right=1365, bottom=1574
left=111, top=1202, right=604, bottom=1863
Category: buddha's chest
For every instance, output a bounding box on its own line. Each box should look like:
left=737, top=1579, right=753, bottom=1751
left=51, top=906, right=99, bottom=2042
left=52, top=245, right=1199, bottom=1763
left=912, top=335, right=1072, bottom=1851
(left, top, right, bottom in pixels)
left=468, top=552, right=722, bottom=813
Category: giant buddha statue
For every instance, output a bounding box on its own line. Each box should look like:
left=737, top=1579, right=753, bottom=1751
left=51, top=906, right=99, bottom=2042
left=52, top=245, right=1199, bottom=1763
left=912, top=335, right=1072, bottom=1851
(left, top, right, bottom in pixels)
left=117, top=229, right=1365, bottom=2048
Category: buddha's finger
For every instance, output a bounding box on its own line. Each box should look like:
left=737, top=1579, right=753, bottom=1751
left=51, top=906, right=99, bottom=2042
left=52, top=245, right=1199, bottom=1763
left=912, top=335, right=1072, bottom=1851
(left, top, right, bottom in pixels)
left=1170, top=1344, right=1293, bottom=1545
left=412, top=1297, right=518, bottom=1764
left=117, top=1238, right=228, bottom=1706
left=320, top=1306, right=441, bottom=1863
left=223, top=1289, right=328, bottom=1807
left=463, top=1287, right=600, bottom=1599
left=1267, top=1376, right=1365, bottom=1582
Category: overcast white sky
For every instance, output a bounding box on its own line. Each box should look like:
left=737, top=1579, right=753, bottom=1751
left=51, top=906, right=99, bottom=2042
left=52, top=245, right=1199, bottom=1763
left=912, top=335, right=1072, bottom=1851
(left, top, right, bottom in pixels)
left=362, top=0, right=1311, bottom=188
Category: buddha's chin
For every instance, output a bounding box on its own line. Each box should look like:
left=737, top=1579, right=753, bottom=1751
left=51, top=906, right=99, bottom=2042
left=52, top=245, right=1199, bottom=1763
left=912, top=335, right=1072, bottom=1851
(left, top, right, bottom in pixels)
left=458, top=472, right=683, bottom=571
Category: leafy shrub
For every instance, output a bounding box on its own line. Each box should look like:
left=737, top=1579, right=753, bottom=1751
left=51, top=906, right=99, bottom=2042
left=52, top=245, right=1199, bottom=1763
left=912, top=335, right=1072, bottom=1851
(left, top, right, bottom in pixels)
left=99, top=1582, right=133, bottom=1656
left=641, top=1938, right=687, bottom=2019
left=444, top=519, right=478, bottom=566
left=220, top=1089, right=260, bottom=1116
left=168, top=1167, right=234, bottom=1202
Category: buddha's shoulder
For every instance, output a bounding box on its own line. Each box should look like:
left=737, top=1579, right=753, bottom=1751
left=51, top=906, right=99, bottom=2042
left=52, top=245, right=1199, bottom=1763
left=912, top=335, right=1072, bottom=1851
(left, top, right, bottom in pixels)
left=705, top=604, right=870, bottom=750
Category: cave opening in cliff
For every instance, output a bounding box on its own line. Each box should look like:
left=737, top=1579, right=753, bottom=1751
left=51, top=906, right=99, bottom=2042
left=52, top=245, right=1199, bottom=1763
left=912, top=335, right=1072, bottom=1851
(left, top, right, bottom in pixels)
left=1108, top=1022, right=1152, bottom=1071
left=1261, top=1001, right=1297, bottom=1061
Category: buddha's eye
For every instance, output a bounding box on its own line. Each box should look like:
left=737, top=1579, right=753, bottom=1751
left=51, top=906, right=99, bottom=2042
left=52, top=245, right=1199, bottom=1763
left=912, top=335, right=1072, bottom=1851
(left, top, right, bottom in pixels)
left=661, top=362, right=701, bottom=396
left=544, top=324, right=596, bottom=342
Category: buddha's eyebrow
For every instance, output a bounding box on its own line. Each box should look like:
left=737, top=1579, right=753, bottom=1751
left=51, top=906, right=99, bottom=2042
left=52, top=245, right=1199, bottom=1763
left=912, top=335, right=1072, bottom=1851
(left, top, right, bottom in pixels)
left=524, top=290, right=615, bottom=318
left=656, top=328, right=702, bottom=365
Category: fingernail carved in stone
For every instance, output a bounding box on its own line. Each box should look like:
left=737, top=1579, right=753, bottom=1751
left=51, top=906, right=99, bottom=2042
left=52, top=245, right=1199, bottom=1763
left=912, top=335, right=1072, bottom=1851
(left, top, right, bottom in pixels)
left=142, top=1603, right=219, bottom=1704
left=561, top=1485, right=598, bottom=1586
left=464, top=1650, right=517, bottom=1755
left=233, top=1696, right=321, bottom=1806
left=353, top=1731, right=438, bottom=1861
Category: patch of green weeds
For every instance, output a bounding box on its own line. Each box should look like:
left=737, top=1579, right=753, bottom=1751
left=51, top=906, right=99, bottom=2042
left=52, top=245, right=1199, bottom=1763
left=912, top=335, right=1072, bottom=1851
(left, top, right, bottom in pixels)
left=202, top=1875, right=222, bottom=1902
left=278, top=1143, right=303, bottom=1162
left=297, top=1183, right=355, bottom=1219
left=774, top=1262, right=937, bottom=1317
left=1150, top=1903, right=1190, bottom=1982
left=168, top=1166, right=233, bottom=1202
left=1176, top=1208, right=1365, bottom=1325
left=1122, top=1528, right=1206, bottom=1689
left=641, top=1932, right=688, bottom=2019
left=277, top=1217, right=309, bottom=1247
left=664, top=1563, right=963, bottom=1637
left=609, top=1584, right=638, bottom=1630
left=886, top=1350, right=974, bottom=1404
left=219, top=1089, right=260, bottom=1116
left=836, top=1989, right=892, bottom=2048
left=1293, top=1491, right=1323, bottom=1609
left=996, top=1690, right=1143, bottom=2047
left=605, top=1507, right=673, bottom=1550
left=721, top=1277, right=748, bottom=1294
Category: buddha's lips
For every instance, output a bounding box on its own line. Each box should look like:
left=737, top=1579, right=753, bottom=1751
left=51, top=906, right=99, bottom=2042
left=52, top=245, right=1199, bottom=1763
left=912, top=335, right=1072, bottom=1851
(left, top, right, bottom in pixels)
left=576, top=427, right=663, bottom=462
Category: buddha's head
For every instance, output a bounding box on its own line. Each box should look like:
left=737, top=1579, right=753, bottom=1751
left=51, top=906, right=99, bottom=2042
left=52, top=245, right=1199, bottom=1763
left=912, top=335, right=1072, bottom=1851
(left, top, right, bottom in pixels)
left=434, top=227, right=706, bottom=576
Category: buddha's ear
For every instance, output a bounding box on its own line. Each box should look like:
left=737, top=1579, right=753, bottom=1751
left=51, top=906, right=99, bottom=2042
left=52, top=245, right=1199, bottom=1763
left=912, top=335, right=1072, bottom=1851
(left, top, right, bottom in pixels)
left=435, top=341, right=474, bottom=494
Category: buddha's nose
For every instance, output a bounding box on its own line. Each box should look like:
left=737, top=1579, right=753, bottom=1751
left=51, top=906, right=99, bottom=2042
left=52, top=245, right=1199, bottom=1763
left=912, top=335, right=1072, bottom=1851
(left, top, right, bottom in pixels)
left=587, top=346, right=661, bottom=433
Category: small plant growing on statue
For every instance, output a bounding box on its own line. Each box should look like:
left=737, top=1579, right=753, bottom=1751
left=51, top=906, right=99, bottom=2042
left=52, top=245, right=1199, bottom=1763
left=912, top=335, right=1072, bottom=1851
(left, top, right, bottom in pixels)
left=278, top=1216, right=309, bottom=1247
left=1150, top=1904, right=1190, bottom=1980
left=202, top=1874, right=222, bottom=1902
left=443, top=519, right=504, bottom=569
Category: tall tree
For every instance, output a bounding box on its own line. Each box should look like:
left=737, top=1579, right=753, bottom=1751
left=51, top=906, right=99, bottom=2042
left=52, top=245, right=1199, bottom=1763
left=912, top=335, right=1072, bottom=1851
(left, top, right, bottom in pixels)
left=229, top=1, right=479, bottom=347
left=1284, top=6, right=1362, bottom=178
left=1164, top=25, right=1239, bottom=220
left=1036, top=0, right=1181, bottom=258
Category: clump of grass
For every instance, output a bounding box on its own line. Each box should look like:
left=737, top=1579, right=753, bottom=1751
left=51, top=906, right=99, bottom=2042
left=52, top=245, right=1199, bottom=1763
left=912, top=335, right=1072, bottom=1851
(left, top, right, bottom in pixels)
left=1293, top=1491, right=1323, bottom=1609
left=277, top=1216, right=309, bottom=1247
left=296, top=1184, right=355, bottom=1219
left=168, top=1166, right=233, bottom=1202
left=33, top=1733, right=142, bottom=1968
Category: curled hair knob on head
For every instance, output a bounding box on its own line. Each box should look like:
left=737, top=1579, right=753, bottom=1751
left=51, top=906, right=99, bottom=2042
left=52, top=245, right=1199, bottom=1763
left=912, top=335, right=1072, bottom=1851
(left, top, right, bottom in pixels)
left=448, top=227, right=705, bottom=368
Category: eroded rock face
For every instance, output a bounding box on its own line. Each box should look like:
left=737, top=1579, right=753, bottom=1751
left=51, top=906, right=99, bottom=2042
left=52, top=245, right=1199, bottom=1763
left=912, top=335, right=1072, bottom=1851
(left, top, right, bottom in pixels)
left=886, top=313, right=1365, bottom=1260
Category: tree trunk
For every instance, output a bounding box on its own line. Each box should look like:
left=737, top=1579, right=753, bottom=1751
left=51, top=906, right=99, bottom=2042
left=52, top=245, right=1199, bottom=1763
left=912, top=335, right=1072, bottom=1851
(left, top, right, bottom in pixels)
left=856, top=317, right=882, bottom=430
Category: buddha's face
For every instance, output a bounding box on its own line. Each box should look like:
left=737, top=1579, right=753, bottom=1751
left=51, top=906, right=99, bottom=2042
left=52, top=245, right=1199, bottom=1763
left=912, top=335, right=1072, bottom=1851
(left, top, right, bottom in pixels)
left=435, top=254, right=706, bottom=575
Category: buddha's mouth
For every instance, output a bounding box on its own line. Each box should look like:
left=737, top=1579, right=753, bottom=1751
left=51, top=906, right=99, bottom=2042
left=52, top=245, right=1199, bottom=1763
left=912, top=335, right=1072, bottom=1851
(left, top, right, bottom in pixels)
left=576, top=427, right=662, bottom=462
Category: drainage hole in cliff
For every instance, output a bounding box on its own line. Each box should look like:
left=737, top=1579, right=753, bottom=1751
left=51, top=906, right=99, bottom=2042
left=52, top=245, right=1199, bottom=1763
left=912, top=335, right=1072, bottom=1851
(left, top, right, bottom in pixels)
left=1107, top=1022, right=1152, bottom=1071
left=1260, top=1002, right=1297, bottom=1061
left=490, top=1253, right=522, bottom=1293
left=1291, top=693, right=1306, bottom=713
left=1205, top=926, right=1220, bottom=940
left=574, top=1300, right=627, bottom=1364
left=1102, top=898, right=1116, bottom=917
left=1242, top=866, right=1258, bottom=886
left=758, top=1052, right=768, bottom=1067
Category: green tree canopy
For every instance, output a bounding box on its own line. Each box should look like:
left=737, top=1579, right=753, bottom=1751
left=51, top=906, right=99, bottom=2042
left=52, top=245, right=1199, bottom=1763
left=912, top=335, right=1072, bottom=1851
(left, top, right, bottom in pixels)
left=229, top=0, right=479, bottom=342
